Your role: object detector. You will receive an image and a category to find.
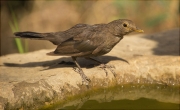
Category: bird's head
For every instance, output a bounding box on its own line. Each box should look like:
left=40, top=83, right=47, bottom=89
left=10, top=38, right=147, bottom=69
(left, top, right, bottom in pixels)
left=107, top=19, right=144, bottom=36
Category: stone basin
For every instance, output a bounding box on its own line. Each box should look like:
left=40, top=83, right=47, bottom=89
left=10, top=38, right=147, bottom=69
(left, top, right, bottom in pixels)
left=0, top=29, right=179, bottom=109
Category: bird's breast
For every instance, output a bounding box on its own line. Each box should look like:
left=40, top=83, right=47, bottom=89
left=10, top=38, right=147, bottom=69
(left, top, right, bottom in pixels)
left=106, top=36, right=122, bottom=48
left=100, top=36, right=122, bottom=54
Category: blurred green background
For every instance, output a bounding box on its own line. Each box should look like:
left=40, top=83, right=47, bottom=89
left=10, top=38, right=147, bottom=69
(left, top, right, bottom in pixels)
left=0, top=0, right=179, bottom=56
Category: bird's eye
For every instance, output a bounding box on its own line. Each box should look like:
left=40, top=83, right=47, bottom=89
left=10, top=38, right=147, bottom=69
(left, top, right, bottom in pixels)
left=123, top=23, right=127, bottom=27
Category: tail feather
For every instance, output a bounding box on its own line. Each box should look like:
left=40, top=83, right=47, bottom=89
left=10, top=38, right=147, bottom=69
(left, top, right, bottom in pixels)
left=14, top=31, right=46, bottom=39
left=14, top=31, right=61, bottom=45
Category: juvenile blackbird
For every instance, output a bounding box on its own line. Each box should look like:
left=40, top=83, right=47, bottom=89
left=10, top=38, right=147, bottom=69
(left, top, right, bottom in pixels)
left=14, top=19, right=143, bottom=84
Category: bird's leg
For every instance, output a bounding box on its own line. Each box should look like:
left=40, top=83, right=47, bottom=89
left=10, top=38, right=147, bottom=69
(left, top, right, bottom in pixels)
left=72, top=57, right=91, bottom=84
left=85, top=57, right=116, bottom=77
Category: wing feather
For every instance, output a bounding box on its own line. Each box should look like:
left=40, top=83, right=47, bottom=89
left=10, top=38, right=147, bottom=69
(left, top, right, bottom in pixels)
left=46, top=24, right=90, bottom=45
left=54, top=24, right=106, bottom=56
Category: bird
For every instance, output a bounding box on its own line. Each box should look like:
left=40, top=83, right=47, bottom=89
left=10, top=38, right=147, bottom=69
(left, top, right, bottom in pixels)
left=14, top=19, right=144, bottom=85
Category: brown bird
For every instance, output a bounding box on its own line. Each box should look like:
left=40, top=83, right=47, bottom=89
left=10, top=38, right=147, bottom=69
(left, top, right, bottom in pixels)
left=14, top=19, right=143, bottom=84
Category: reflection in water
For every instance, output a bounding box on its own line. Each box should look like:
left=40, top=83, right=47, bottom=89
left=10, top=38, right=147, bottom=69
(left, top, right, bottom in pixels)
left=41, top=84, right=180, bottom=110
left=63, top=98, right=179, bottom=109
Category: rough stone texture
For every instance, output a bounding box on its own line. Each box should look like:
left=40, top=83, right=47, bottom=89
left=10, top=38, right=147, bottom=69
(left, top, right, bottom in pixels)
left=0, top=28, right=179, bottom=109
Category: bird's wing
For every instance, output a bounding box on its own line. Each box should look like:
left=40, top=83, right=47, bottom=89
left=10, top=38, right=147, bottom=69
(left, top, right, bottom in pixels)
left=46, top=24, right=90, bottom=45
left=54, top=24, right=106, bottom=55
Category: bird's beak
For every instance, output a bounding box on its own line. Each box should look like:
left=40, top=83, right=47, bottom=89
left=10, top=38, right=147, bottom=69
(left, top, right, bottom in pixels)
left=135, top=28, right=144, bottom=33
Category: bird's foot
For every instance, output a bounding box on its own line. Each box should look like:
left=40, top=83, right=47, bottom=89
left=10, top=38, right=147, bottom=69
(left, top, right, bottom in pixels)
left=98, top=64, right=116, bottom=77
left=73, top=67, right=91, bottom=85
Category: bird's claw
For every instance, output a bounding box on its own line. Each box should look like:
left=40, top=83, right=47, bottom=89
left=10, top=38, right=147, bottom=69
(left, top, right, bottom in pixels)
left=98, top=64, right=116, bottom=77
left=73, top=67, right=91, bottom=85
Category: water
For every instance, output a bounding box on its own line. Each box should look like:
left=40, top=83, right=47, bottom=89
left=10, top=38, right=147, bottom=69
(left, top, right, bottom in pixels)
left=62, top=98, right=179, bottom=109
left=40, top=84, right=180, bottom=110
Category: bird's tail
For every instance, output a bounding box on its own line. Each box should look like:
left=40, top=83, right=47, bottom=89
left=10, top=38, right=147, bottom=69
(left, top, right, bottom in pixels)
left=14, top=31, right=53, bottom=41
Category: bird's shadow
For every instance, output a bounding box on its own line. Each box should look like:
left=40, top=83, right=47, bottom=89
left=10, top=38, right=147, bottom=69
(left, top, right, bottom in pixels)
left=3, top=56, right=129, bottom=71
